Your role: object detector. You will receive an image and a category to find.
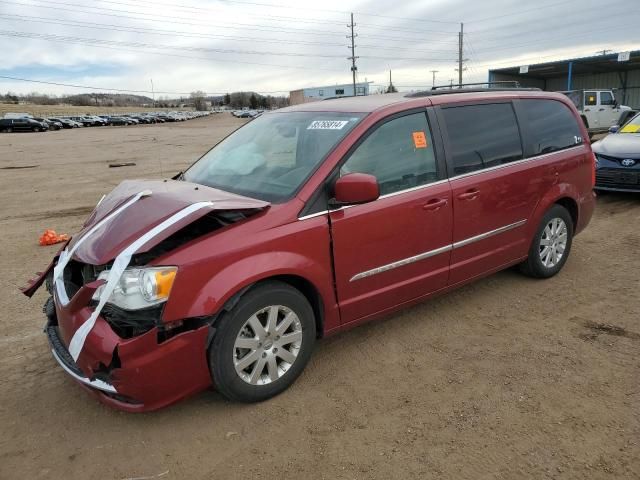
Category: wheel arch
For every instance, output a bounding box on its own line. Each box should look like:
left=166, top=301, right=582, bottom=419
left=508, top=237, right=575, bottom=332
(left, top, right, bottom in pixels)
left=162, top=252, right=337, bottom=337
left=554, top=196, right=578, bottom=230
left=527, top=183, right=581, bottom=243
left=266, top=275, right=325, bottom=338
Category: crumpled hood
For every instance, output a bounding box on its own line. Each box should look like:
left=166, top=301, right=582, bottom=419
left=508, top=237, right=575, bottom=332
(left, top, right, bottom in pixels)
left=70, top=179, right=269, bottom=265
left=592, top=133, right=640, bottom=159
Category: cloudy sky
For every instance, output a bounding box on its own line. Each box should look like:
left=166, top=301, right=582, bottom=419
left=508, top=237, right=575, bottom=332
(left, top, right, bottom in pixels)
left=0, top=0, right=638, bottom=97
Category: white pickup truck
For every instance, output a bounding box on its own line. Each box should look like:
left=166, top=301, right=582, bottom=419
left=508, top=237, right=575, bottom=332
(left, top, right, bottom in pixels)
left=561, top=89, right=636, bottom=136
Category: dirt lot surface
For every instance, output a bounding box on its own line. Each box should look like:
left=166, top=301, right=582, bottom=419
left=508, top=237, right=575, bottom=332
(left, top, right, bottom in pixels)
left=1, top=115, right=638, bottom=480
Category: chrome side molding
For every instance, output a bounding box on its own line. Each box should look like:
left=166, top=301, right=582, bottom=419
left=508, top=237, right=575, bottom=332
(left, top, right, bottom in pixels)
left=349, top=219, right=527, bottom=282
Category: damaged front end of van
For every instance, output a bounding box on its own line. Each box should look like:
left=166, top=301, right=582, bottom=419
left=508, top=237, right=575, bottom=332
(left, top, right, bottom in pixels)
left=23, top=178, right=269, bottom=411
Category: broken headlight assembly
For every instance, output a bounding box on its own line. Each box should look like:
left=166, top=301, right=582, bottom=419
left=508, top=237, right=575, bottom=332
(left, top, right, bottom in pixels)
left=92, top=267, right=177, bottom=311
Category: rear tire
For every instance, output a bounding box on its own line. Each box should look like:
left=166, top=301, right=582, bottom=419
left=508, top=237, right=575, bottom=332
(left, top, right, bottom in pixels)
left=520, top=205, right=574, bottom=278
left=209, top=281, right=316, bottom=402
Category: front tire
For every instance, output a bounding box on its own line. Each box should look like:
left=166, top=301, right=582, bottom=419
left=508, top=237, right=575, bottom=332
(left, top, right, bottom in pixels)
left=520, top=205, right=573, bottom=278
left=209, top=281, right=316, bottom=402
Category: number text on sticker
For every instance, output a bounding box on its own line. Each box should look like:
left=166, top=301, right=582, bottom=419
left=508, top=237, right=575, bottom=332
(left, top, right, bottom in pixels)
left=307, top=120, right=349, bottom=130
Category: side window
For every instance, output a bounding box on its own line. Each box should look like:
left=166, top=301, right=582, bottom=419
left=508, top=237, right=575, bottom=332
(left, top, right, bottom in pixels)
left=318, top=90, right=324, bottom=97
left=600, top=91, right=615, bottom=106
left=584, top=92, right=597, bottom=106
left=335, top=89, right=344, bottom=95
left=441, top=103, right=523, bottom=175
left=341, top=112, right=438, bottom=195
left=519, top=99, right=582, bottom=156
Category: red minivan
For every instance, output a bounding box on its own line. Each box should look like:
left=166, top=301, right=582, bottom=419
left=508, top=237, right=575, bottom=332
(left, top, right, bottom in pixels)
left=24, top=88, right=596, bottom=411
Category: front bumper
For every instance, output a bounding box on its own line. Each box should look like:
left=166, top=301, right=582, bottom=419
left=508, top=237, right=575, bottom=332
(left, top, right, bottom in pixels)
left=44, top=292, right=213, bottom=412
left=595, top=160, right=640, bottom=192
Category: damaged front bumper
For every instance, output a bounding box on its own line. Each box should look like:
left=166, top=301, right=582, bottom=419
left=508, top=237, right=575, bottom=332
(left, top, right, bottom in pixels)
left=42, top=281, right=213, bottom=412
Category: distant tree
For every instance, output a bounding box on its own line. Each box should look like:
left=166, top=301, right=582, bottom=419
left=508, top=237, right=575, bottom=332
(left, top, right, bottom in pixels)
left=223, top=93, right=231, bottom=105
left=190, top=90, right=208, bottom=111
left=249, top=93, right=258, bottom=109
left=259, top=95, right=268, bottom=109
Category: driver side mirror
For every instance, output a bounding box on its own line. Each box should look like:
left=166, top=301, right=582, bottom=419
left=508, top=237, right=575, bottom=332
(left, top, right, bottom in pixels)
left=331, top=173, right=380, bottom=207
left=609, top=125, right=619, bottom=133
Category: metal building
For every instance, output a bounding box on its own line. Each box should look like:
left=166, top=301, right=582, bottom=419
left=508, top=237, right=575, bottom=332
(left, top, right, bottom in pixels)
left=290, top=82, right=370, bottom=105
left=488, top=50, right=640, bottom=108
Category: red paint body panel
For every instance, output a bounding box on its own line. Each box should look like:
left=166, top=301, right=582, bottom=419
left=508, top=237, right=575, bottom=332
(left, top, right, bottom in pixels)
left=449, top=153, right=558, bottom=284
left=330, top=181, right=453, bottom=323
left=24, top=90, right=596, bottom=412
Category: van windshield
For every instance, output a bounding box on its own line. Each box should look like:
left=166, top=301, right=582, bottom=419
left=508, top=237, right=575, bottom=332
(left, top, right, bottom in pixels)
left=184, top=111, right=364, bottom=202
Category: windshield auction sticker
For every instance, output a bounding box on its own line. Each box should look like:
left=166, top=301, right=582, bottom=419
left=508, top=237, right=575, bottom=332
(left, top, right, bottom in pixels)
left=307, top=120, right=349, bottom=130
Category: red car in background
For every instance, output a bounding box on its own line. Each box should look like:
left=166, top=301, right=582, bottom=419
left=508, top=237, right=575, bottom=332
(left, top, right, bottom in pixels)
left=24, top=87, right=596, bottom=411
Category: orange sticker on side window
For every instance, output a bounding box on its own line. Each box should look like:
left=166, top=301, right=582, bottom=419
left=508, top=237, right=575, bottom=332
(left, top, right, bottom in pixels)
left=412, top=131, right=427, bottom=148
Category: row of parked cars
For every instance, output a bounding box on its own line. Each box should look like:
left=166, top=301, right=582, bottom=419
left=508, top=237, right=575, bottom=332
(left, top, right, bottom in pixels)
left=0, top=111, right=211, bottom=133
left=231, top=109, right=263, bottom=118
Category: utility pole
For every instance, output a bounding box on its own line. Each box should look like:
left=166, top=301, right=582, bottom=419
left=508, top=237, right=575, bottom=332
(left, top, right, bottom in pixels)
left=347, top=13, right=358, bottom=96
left=457, top=22, right=464, bottom=87
left=430, top=70, right=439, bottom=87
left=150, top=78, right=155, bottom=107
left=387, top=70, right=396, bottom=93
left=596, top=49, right=612, bottom=55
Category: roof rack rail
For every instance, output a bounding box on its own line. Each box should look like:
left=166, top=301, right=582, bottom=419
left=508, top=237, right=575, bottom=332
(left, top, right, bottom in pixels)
left=404, top=81, right=541, bottom=98
left=431, top=81, right=521, bottom=90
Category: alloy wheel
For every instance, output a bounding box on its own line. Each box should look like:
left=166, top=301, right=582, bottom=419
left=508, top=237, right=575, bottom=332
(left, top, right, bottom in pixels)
left=539, top=218, right=568, bottom=268
left=233, top=305, right=303, bottom=385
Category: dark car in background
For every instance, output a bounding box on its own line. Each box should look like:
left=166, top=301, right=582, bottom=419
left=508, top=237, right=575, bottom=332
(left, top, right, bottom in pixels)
left=106, top=116, right=129, bottom=126
left=34, top=117, right=63, bottom=131
left=49, top=117, right=76, bottom=129
left=593, top=111, right=640, bottom=193
left=69, top=116, right=93, bottom=127
left=0, top=117, right=48, bottom=132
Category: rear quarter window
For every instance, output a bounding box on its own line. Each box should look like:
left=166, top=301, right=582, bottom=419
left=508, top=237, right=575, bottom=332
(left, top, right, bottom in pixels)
left=518, top=99, right=582, bottom=156
left=440, top=102, right=523, bottom=176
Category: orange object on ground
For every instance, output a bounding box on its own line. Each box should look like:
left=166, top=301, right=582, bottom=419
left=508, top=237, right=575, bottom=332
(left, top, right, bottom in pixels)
left=39, top=229, right=69, bottom=246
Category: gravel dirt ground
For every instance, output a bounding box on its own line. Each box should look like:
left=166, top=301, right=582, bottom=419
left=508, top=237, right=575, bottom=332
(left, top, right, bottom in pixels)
left=0, top=115, right=638, bottom=480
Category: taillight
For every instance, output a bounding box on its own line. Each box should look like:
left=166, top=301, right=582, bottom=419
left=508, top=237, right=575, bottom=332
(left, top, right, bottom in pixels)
left=591, top=152, right=597, bottom=187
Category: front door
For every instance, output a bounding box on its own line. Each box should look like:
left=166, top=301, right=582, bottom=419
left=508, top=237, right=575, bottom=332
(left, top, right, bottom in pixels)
left=597, top=91, right=619, bottom=127
left=330, top=111, right=453, bottom=324
left=583, top=91, right=599, bottom=127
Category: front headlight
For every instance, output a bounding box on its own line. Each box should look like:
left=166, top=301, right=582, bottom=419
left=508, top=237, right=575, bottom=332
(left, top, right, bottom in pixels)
left=92, top=266, right=177, bottom=311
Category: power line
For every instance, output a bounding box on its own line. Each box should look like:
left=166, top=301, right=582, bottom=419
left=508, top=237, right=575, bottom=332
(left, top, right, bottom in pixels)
left=15, top=0, right=349, bottom=35
left=0, top=31, right=345, bottom=71
left=7, top=0, right=463, bottom=45
left=123, top=0, right=460, bottom=25
left=0, top=74, right=203, bottom=95
left=356, top=23, right=459, bottom=35
left=465, top=0, right=578, bottom=23
left=4, top=0, right=347, bottom=37
left=468, top=7, right=628, bottom=38
left=0, top=74, right=291, bottom=95
left=64, top=0, right=348, bottom=26
left=0, top=30, right=346, bottom=58
left=467, top=21, right=639, bottom=56
left=0, top=29, right=456, bottom=62
left=0, top=14, right=460, bottom=54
